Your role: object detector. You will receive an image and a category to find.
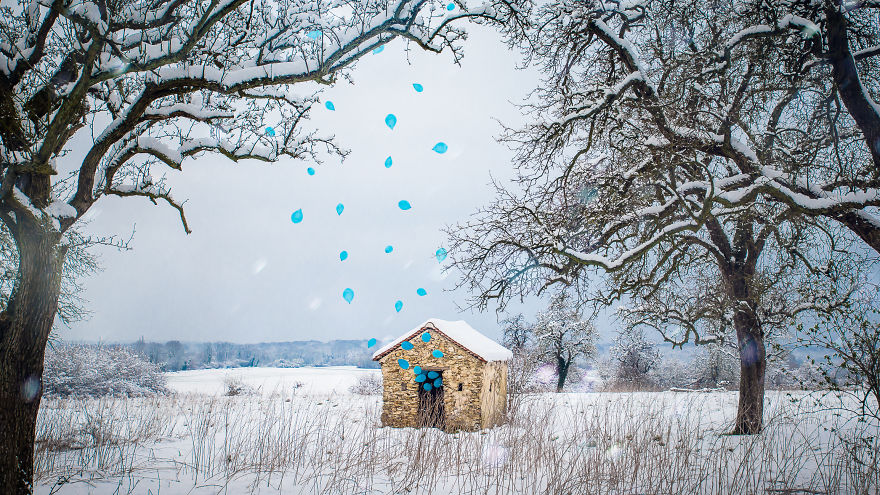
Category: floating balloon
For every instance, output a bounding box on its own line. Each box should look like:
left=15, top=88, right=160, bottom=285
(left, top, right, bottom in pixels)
left=423, top=383, right=432, bottom=391
left=421, top=332, right=431, bottom=343
left=432, top=142, right=448, bottom=154
left=325, top=101, right=335, bottom=111
left=434, top=378, right=442, bottom=387
left=339, top=251, right=348, bottom=261
left=415, top=373, right=427, bottom=382
left=432, top=350, right=444, bottom=358
left=398, top=358, right=410, bottom=370
left=401, top=341, right=414, bottom=350
left=413, top=83, right=424, bottom=92
left=435, top=248, right=447, bottom=262
left=385, top=114, right=397, bottom=130
left=385, top=245, right=394, bottom=253
left=291, top=209, right=303, bottom=223
left=427, top=371, right=439, bottom=379
left=307, top=167, right=315, bottom=175
left=395, top=300, right=403, bottom=312
left=307, top=30, right=322, bottom=39
left=398, top=200, right=412, bottom=210
left=367, top=338, right=377, bottom=347
left=384, top=156, right=393, bottom=168
left=336, top=203, right=344, bottom=215
left=416, top=288, right=427, bottom=296
left=413, top=366, right=423, bottom=375
left=446, top=2, right=455, bottom=10
left=265, top=126, right=276, bottom=136
left=342, top=288, right=354, bottom=304
left=373, top=45, right=384, bottom=54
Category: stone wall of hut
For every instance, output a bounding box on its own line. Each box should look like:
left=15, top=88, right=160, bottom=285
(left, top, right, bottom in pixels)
left=480, top=360, right=508, bottom=428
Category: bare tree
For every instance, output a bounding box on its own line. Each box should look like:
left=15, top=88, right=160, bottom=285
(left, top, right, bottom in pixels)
left=607, top=326, right=660, bottom=388
left=0, top=0, right=529, bottom=490
left=448, top=0, right=873, bottom=433
left=532, top=292, right=597, bottom=392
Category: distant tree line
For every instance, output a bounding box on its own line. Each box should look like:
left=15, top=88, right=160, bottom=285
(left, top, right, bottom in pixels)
left=126, top=338, right=379, bottom=371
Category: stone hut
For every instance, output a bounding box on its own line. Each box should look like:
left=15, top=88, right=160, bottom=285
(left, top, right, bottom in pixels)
left=372, top=318, right=512, bottom=432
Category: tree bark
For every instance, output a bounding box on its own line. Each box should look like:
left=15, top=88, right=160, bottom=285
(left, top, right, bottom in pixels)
left=0, top=221, right=66, bottom=493
left=731, top=307, right=766, bottom=435
left=555, top=357, right=569, bottom=393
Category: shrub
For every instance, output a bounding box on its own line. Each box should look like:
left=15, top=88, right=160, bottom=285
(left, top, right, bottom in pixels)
left=348, top=373, right=382, bottom=395
left=43, top=343, right=167, bottom=398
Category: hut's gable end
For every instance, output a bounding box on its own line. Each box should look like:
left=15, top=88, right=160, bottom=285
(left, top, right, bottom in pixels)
left=379, top=330, right=485, bottom=431
left=480, top=361, right=508, bottom=429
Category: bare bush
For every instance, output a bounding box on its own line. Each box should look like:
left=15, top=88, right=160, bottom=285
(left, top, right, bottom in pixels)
left=43, top=343, right=167, bottom=398
left=348, top=373, right=382, bottom=396
left=223, top=375, right=257, bottom=397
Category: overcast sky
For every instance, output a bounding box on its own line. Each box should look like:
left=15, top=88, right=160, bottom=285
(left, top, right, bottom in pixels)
left=59, top=24, right=565, bottom=345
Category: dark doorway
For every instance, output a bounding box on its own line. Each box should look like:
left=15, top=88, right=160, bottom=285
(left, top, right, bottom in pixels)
left=417, top=370, right=445, bottom=429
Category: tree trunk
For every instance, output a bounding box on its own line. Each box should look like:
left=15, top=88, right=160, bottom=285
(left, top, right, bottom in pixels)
left=555, top=357, right=569, bottom=393
left=0, top=221, right=66, bottom=493
left=732, top=307, right=766, bottom=435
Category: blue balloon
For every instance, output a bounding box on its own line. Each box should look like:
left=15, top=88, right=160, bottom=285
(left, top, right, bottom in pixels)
left=398, top=358, right=409, bottom=370
left=385, top=114, right=397, bottom=130
left=413, top=366, right=422, bottom=375
left=427, top=371, right=439, bottom=379
left=435, top=248, right=448, bottom=262
left=384, top=156, right=393, bottom=168
left=432, top=350, right=444, bottom=358
left=423, top=383, right=432, bottom=391
left=413, top=83, right=424, bottom=92
left=434, top=378, right=442, bottom=387
left=398, top=200, right=411, bottom=210
left=395, top=300, right=403, bottom=312
left=339, top=251, right=348, bottom=261
left=325, top=101, right=335, bottom=111
left=446, top=3, right=455, bottom=10
left=367, top=338, right=377, bottom=347
left=336, top=203, right=344, bottom=215
left=373, top=45, right=384, bottom=54
left=265, top=126, right=275, bottom=136
left=385, top=245, right=394, bottom=254
left=307, top=30, right=321, bottom=39
left=432, top=142, right=448, bottom=154
left=415, top=374, right=426, bottom=382
left=342, top=288, right=354, bottom=304
left=401, top=341, right=414, bottom=350
left=417, top=288, right=427, bottom=296
left=291, top=209, right=303, bottom=223
left=421, top=332, right=431, bottom=343
left=307, top=167, right=315, bottom=176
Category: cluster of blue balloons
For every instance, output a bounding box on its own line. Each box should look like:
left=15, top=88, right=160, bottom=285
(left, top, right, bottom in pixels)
left=383, top=331, right=447, bottom=390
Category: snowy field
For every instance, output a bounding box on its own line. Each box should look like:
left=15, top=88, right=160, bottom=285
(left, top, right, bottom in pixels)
left=164, top=366, right=379, bottom=396
left=35, top=367, right=879, bottom=494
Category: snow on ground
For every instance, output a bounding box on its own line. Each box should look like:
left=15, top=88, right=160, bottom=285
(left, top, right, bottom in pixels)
left=35, top=367, right=879, bottom=495
left=165, top=365, right=379, bottom=395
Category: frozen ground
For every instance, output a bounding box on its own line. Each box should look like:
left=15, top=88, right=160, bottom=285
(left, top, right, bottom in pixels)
left=34, top=367, right=880, bottom=495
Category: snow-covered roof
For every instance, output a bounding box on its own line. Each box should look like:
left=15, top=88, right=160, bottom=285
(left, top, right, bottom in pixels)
left=372, top=318, right=512, bottom=362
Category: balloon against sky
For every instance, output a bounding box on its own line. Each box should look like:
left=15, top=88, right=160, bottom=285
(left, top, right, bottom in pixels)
left=289, top=73, right=458, bottom=337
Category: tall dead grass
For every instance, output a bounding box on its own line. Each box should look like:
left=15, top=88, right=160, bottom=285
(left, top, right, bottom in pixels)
left=35, top=391, right=879, bottom=494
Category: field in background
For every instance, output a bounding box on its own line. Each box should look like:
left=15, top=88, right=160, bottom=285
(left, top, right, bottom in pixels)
left=35, top=367, right=879, bottom=494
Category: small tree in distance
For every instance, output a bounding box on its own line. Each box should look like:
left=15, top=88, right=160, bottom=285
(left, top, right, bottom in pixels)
left=533, top=293, right=597, bottom=392
left=607, top=326, right=661, bottom=389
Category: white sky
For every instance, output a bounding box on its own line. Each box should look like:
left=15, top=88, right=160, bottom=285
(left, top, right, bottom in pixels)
left=60, top=25, right=555, bottom=344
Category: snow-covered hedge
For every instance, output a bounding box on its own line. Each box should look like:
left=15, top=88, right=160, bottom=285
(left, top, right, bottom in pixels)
left=43, top=343, right=168, bottom=398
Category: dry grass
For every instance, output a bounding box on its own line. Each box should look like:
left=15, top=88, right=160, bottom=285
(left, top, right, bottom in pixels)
left=34, top=391, right=880, bottom=494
